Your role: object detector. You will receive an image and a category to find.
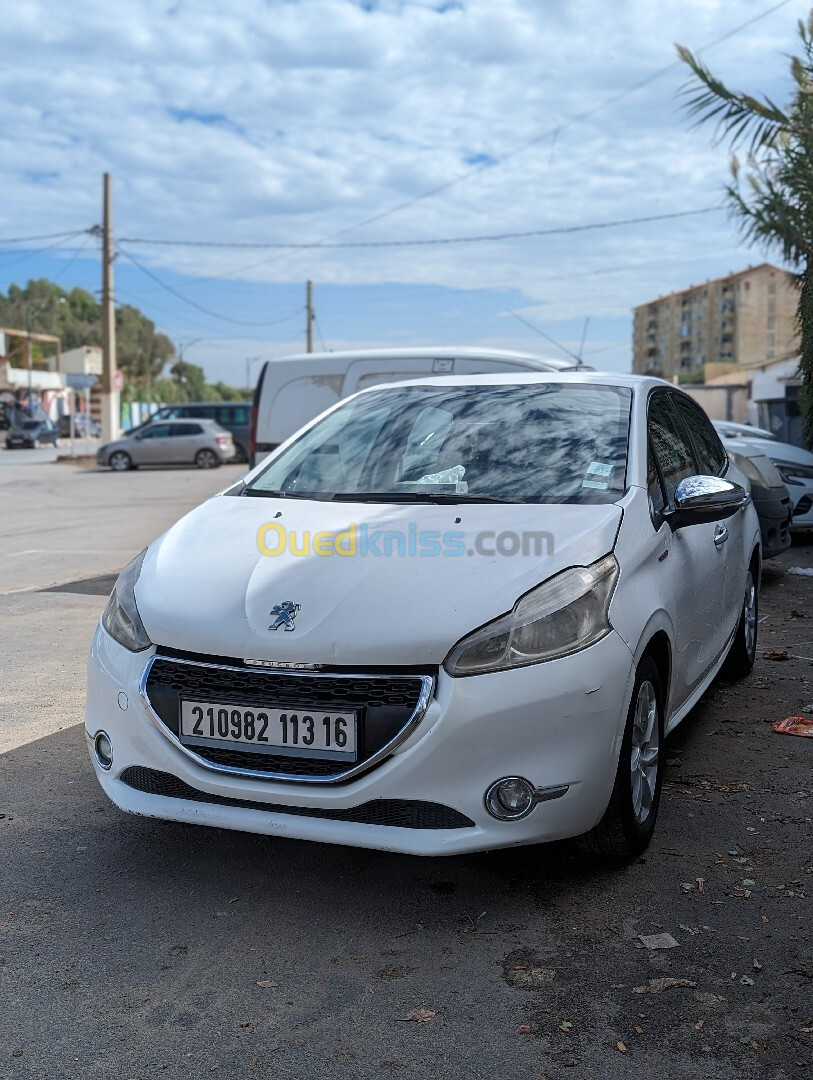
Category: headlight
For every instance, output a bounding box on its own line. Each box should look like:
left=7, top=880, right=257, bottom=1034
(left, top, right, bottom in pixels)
left=102, top=550, right=152, bottom=652
left=729, top=452, right=784, bottom=490
left=443, top=554, right=618, bottom=677
left=773, top=459, right=813, bottom=484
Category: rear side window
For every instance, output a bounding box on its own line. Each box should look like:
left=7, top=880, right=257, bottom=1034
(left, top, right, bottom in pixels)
left=140, top=424, right=171, bottom=439
left=216, top=405, right=248, bottom=426
left=172, top=423, right=203, bottom=436
left=648, top=393, right=697, bottom=503
left=672, top=395, right=727, bottom=476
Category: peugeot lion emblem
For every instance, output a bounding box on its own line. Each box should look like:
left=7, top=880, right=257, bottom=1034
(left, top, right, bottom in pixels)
left=269, top=601, right=300, bottom=632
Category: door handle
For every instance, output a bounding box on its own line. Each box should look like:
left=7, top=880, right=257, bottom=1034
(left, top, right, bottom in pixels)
left=714, top=524, right=729, bottom=548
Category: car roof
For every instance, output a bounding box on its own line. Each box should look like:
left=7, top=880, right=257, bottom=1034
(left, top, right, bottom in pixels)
left=712, top=419, right=775, bottom=440
left=266, top=346, right=584, bottom=372
left=157, top=401, right=245, bottom=408
left=351, top=371, right=670, bottom=393
left=145, top=417, right=219, bottom=427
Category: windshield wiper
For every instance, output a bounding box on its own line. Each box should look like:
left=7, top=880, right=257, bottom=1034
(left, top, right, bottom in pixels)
left=330, top=491, right=515, bottom=504
left=241, top=488, right=333, bottom=500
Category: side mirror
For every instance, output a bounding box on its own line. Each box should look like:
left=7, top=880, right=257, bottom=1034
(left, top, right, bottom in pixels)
left=664, top=475, right=749, bottom=531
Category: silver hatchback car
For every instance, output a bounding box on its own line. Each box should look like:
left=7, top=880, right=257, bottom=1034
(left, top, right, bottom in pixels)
left=97, top=419, right=236, bottom=471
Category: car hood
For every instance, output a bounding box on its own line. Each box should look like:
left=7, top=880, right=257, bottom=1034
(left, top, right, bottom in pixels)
left=136, top=494, right=622, bottom=666
left=731, top=435, right=813, bottom=469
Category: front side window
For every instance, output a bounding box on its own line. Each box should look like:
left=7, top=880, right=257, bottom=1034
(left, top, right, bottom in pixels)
left=245, top=383, right=632, bottom=504
left=648, top=394, right=697, bottom=504
left=647, top=442, right=666, bottom=521
left=672, top=395, right=727, bottom=476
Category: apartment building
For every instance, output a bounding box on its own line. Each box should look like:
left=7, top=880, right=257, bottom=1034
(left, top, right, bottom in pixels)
left=632, top=263, right=798, bottom=380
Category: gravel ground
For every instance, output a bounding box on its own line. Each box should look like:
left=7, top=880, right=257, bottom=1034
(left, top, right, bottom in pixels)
left=1, top=545, right=811, bottom=1080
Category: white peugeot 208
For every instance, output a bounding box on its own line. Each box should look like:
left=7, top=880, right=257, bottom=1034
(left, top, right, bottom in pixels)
left=86, top=374, right=760, bottom=859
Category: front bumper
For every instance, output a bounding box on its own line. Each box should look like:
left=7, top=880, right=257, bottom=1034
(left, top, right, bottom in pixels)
left=86, top=624, right=636, bottom=856
left=750, top=484, right=792, bottom=558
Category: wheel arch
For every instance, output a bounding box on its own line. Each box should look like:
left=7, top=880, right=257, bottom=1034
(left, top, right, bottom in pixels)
left=640, top=630, right=671, bottom=707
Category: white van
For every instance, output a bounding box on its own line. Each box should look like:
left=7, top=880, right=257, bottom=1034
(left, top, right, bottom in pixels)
left=249, top=347, right=585, bottom=466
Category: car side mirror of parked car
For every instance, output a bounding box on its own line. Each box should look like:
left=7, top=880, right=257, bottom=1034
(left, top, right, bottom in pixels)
left=664, top=475, right=749, bottom=531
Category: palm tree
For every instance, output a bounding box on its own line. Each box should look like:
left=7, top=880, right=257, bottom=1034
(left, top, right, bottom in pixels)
left=677, top=13, right=813, bottom=445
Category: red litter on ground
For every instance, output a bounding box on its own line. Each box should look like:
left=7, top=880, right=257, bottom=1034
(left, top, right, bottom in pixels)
left=772, top=715, right=813, bottom=738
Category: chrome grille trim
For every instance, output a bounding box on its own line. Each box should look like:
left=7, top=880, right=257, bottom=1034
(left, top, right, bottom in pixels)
left=138, top=653, right=434, bottom=785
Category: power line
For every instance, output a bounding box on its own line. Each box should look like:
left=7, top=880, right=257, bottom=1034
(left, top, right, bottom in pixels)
left=509, top=312, right=583, bottom=363
left=0, top=231, right=91, bottom=273
left=0, top=229, right=92, bottom=245
left=313, top=313, right=328, bottom=352
left=119, top=206, right=721, bottom=251
left=50, top=234, right=95, bottom=283
left=116, top=243, right=305, bottom=328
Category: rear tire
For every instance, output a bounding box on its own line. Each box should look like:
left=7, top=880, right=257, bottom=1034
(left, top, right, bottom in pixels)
left=233, top=443, right=248, bottom=464
left=576, top=657, right=664, bottom=859
left=196, top=448, right=220, bottom=469
left=721, top=562, right=759, bottom=679
left=109, top=451, right=132, bottom=472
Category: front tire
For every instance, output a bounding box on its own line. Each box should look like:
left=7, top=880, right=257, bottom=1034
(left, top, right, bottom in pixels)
left=109, top=451, right=132, bottom=472
left=195, top=448, right=220, bottom=469
left=576, top=657, right=664, bottom=859
left=721, top=562, right=759, bottom=679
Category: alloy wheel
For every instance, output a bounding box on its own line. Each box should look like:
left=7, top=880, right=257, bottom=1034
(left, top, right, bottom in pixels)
left=196, top=449, right=218, bottom=469
left=630, top=679, right=659, bottom=825
left=743, top=570, right=757, bottom=657
left=109, top=452, right=130, bottom=471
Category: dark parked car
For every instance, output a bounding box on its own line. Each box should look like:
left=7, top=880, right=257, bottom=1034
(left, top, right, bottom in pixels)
left=5, top=417, right=60, bottom=449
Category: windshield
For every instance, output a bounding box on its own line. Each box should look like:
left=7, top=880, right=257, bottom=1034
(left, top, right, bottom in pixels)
left=245, top=383, right=632, bottom=504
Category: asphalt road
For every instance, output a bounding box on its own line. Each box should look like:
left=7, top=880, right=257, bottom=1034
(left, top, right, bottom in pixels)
left=1, top=461, right=811, bottom=1079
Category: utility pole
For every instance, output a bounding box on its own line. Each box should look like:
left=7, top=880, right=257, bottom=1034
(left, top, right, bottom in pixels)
left=100, top=172, right=119, bottom=441
left=306, top=280, right=314, bottom=353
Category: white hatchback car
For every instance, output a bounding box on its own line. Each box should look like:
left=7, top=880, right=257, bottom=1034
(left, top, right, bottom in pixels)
left=712, top=420, right=813, bottom=532
left=86, top=374, right=760, bottom=859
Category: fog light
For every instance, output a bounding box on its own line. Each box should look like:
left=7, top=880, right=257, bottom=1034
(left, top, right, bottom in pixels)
left=485, top=777, right=535, bottom=821
left=94, top=731, right=113, bottom=770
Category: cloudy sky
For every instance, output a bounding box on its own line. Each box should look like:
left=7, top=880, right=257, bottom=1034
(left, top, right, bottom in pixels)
left=0, top=0, right=806, bottom=384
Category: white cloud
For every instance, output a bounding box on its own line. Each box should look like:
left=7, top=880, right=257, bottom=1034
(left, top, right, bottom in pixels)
left=0, top=0, right=806, bottom=365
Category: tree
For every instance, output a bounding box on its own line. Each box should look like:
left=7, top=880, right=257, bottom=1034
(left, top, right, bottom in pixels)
left=170, top=359, right=207, bottom=401
left=0, top=276, right=248, bottom=402
left=677, top=14, right=813, bottom=445
left=0, top=279, right=174, bottom=386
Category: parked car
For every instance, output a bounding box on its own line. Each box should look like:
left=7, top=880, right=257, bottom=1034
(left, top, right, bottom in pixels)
left=249, top=347, right=591, bottom=466
left=717, top=437, right=792, bottom=558
left=96, top=419, right=236, bottom=471
left=5, top=417, right=60, bottom=449
left=713, top=420, right=813, bottom=532
left=87, top=373, right=760, bottom=860
left=59, top=413, right=102, bottom=438
left=130, top=402, right=251, bottom=463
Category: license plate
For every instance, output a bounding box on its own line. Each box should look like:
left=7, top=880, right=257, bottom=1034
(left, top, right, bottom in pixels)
left=179, top=699, right=357, bottom=759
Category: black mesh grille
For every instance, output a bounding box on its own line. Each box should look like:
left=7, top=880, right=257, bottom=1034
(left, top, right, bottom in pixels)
left=144, top=656, right=430, bottom=781
left=119, top=766, right=475, bottom=830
